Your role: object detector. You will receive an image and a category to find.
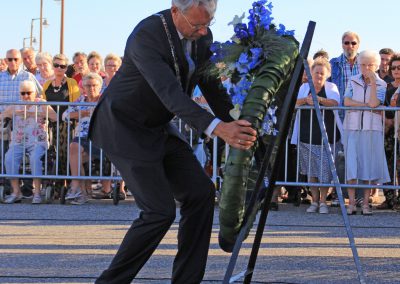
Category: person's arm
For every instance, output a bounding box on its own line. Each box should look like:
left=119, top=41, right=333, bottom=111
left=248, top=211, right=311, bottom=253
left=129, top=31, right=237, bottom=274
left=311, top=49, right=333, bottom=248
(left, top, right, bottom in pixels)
left=29, top=73, right=43, bottom=97
left=343, top=81, right=365, bottom=107
left=365, top=71, right=381, bottom=108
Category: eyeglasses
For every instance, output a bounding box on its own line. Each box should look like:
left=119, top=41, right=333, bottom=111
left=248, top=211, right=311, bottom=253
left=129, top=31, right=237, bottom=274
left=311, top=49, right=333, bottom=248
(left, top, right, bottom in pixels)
left=343, top=41, right=357, bottom=46
left=359, top=63, right=376, bottom=68
left=390, top=65, right=400, bottom=71
left=7, top=58, right=19, bottom=62
left=106, top=64, right=118, bottom=68
left=20, top=91, right=33, bottom=96
left=53, top=63, right=67, bottom=69
left=179, top=9, right=215, bottom=31
left=84, top=84, right=99, bottom=88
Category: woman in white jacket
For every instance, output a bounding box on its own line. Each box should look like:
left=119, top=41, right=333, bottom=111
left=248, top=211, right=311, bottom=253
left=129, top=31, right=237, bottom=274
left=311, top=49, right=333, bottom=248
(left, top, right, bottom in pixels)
left=343, top=50, right=390, bottom=215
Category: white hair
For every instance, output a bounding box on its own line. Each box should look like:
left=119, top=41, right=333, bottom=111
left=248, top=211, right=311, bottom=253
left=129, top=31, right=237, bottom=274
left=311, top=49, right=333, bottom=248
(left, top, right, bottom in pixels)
left=358, top=50, right=381, bottom=70
left=19, top=80, right=36, bottom=92
left=172, top=0, right=217, bottom=17
left=82, top=72, right=103, bottom=87
left=35, top=52, right=53, bottom=65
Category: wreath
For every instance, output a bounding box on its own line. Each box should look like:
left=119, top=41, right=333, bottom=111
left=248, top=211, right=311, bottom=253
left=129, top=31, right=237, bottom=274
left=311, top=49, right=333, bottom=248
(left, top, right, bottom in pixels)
left=206, top=0, right=299, bottom=252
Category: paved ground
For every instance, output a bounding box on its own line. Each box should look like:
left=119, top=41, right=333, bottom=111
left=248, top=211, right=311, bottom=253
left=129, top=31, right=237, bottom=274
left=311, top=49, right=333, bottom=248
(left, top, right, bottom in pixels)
left=0, top=196, right=400, bottom=284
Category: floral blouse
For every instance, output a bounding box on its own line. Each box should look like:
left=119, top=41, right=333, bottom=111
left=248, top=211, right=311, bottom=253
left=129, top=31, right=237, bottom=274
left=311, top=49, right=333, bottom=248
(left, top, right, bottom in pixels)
left=9, top=98, right=49, bottom=148
left=62, top=95, right=96, bottom=138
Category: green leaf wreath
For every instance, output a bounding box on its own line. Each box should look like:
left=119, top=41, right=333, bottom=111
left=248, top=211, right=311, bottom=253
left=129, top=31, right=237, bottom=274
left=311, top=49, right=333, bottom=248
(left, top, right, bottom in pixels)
left=207, top=0, right=299, bottom=252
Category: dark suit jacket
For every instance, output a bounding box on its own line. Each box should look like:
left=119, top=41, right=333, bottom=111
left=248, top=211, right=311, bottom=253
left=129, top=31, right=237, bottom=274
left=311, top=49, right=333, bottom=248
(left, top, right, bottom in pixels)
left=88, top=9, right=233, bottom=161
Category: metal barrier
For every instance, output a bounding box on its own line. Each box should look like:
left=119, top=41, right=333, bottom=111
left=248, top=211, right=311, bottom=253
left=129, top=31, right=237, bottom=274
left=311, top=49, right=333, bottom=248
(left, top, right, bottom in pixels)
left=0, top=101, right=399, bottom=199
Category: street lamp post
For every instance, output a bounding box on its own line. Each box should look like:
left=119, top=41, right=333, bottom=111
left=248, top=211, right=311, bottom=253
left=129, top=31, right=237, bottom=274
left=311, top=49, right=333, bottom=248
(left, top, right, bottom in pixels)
left=54, top=0, right=65, bottom=54
left=40, top=0, right=43, bottom=52
left=30, top=18, right=49, bottom=50
left=23, top=37, right=36, bottom=48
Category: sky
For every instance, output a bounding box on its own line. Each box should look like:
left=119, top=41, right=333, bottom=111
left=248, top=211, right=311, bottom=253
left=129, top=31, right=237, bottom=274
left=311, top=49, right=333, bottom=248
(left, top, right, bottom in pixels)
left=1, top=0, right=399, bottom=61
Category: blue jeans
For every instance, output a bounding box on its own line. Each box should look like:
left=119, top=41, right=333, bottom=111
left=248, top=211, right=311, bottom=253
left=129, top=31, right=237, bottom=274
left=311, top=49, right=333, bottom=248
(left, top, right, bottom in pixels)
left=5, top=144, right=47, bottom=176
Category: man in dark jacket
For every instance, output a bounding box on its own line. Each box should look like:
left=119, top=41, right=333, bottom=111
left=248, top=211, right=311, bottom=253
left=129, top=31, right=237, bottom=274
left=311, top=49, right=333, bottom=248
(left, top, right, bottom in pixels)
left=89, top=1, right=256, bottom=283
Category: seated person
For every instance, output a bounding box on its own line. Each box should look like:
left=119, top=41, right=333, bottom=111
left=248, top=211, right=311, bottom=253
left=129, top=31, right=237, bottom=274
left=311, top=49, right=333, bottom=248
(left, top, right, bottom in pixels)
left=2, top=80, right=57, bottom=204
left=62, top=72, right=114, bottom=205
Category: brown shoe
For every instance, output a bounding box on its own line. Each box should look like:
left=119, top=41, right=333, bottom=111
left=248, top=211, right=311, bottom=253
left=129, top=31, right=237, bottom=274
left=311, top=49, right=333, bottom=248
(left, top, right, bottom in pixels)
left=393, top=202, right=400, bottom=212
left=376, top=200, right=393, bottom=210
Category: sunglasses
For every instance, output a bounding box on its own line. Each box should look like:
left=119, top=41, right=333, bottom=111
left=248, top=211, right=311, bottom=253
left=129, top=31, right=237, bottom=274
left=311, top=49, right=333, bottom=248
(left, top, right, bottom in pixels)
left=390, top=65, right=400, bottom=71
left=343, top=41, right=357, bottom=46
left=7, top=58, right=19, bottom=62
left=20, top=91, right=33, bottom=96
left=53, top=63, right=67, bottom=69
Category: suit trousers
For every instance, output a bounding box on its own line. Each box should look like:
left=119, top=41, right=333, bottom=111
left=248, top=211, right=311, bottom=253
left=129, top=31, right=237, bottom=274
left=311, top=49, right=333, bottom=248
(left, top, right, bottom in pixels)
left=95, top=135, right=215, bottom=284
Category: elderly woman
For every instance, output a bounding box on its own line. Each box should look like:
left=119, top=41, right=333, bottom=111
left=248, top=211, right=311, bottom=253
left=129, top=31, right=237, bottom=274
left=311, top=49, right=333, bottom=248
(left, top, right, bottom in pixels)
left=41, top=54, right=80, bottom=178
left=2, top=80, right=57, bottom=204
left=104, top=53, right=121, bottom=87
left=343, top=50, right=390, bottom=215
left=62, top=73, right=110, bottom=205
left=88, top=51, right=107, bottom=93
left=35, top=52, right=54, bottom=86
left=291, top=57, right=341, bottom=214
left=91, top=53, right=126, bottom=200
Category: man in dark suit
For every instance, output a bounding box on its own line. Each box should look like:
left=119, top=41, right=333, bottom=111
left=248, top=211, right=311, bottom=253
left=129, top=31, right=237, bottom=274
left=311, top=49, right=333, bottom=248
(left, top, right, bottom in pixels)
left=89, top=1, right=257, bottom=283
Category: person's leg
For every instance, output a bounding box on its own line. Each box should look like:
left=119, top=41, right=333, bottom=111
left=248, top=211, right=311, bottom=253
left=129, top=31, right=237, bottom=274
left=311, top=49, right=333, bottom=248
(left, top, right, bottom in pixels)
left=95, top=153, right=177, bottom=284
left=5, top=145, right=24, bottom=197
left=68, top=142, right=87, bottom=194
left=163, top=136, right=215, bottom=283
left=346, top=180, right=357, bottom=214
left=29, top=145, right=46, bottom=196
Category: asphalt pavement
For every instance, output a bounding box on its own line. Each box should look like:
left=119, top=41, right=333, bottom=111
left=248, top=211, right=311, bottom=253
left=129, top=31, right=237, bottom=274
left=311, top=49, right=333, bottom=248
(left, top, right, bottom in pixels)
left=0, top=196, right=400, bottom=284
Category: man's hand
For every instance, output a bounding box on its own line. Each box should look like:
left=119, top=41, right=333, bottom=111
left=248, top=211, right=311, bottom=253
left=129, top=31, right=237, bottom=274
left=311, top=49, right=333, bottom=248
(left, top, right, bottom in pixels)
left=212, top=120, right=257, bottom=150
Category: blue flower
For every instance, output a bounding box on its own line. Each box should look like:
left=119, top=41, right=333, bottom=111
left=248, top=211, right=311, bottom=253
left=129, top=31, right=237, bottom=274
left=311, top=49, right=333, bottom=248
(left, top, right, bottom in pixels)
left=248, top=48, right=264, bottom=70
left=235, top=52, right=250, bottom=74
left=210, top=0, right=295, bottom=108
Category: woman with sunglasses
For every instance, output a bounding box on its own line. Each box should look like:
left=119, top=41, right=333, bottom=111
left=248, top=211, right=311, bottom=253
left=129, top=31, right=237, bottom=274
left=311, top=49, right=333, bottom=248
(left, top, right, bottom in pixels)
left=2, top=80, right=57, bottom=204
left=41, top=54, right=80, bottom=182
left=378, top=53, right=400, bottom=211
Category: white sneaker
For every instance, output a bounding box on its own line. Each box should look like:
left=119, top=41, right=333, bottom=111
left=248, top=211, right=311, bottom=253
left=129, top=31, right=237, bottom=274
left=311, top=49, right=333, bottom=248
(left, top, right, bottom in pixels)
left=71, top=195, right=88, bottom=205
left=319, top=203, right=329, bottom=214
left=32, top=194, right=42, bottom=204
left=65, top=188, right=82, bottom=200
left=306, top=202, right=319, bottom=213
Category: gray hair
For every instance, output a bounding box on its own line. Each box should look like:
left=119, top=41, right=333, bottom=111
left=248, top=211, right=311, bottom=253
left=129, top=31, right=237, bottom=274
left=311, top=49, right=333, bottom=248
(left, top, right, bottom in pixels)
left=341, top=31, right=360, bottom=44
left=20, top=47, right=35, bottom=55
left=35, top=52, right=53, bottom=65
left=172, top=0, right=217, bottom=17
left=82, top=72, right=103, bottom=87
left=358, top=50, right=381, bottom=70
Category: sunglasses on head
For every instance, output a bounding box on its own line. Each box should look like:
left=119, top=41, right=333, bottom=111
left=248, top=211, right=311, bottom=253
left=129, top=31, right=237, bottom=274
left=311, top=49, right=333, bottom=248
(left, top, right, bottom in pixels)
left=343, top=41, right=357, bottom=46
left=7, top=58, right=18, bottom=62
left=53, top=63, right=67, bottom=69
left=20, top=91, right=33, bottom=96
left=390, top=65, right=400, bottom=71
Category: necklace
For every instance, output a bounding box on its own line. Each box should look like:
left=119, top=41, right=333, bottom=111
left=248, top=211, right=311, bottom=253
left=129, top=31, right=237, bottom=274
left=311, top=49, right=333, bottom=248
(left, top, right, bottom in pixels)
left=53, top=78, right=65, bottom=93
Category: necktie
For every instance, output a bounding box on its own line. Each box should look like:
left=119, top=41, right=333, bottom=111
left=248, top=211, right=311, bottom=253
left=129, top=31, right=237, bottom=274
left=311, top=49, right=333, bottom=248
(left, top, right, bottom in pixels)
left=182, top=38, right=195, bottom=92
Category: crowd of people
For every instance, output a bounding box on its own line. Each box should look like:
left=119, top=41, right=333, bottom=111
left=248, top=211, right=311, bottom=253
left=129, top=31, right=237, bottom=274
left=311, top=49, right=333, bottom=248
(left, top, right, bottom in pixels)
left=1, top=30, right=400, bottom=215
left=0, top=47, right=125, bottom=205
left=290, top=31, right=400, bottom=215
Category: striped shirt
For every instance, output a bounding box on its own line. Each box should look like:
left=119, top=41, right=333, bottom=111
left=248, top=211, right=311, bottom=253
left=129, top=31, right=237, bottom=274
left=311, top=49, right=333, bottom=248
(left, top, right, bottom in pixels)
left=0, top=69, right=42, bottom=112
